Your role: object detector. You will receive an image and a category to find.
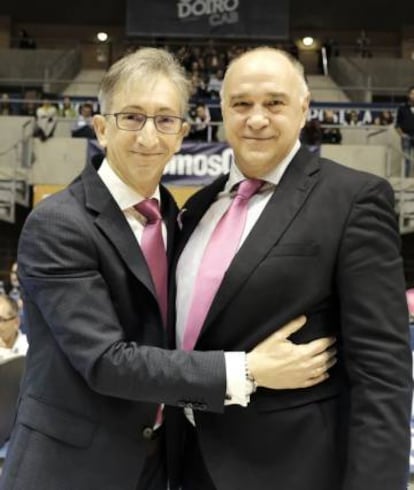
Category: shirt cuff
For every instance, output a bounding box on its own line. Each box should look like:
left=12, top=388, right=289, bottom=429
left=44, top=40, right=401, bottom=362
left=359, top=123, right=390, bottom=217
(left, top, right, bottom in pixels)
left=224, top=352, right=254, bottom=407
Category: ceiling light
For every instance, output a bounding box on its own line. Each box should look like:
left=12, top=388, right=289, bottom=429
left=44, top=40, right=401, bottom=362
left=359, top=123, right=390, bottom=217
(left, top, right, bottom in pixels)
left=97, top=32, right=108, bottom=42
left=302, top=36, right=314, bottom=47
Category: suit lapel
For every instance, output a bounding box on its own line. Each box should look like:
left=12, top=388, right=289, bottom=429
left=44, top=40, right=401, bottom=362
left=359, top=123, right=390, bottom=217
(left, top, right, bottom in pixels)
left=73, top=160, right=161, bottom=299
left=199, top=147, right=320, bottom=342
left=176, top=175, right=228, bottom=258
left=160, top=185, right=179, bottom=264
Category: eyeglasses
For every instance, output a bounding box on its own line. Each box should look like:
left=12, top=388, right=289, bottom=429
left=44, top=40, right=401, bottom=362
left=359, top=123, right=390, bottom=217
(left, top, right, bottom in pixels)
left=0, top=315, right=17, bottom=323
left=104, top=112, right=185, bottom=134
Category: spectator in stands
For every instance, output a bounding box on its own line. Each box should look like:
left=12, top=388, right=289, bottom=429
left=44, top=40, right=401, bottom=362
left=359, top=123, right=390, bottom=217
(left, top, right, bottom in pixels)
left=344, top=109, right=360, bottom=125
left=0, top=93, right=14, bottom=115
left=33, top=97, right=58, bottom=141
left=71, top=102, right=96, bottom=139
left=300, top=117, right=323, bottom=154
left=374, top=109, right=394, bottom=126
left=0, top=295, right=28, bottom=361
left=321, top=109, right=342, bottom=144
left=58, top=96, right=77, bottom=118
left=20, top=90, right=38, bottom=117
left=395, top=85, right=414, bottom=177
left=17, top=29, right=36, bottom=49
left=8, top=261, right=25, bottom=333
left=355, top=29, right=372, bottom=57
left=189, top=73, right=209, bottom=99
left=0, top=46, right=332, bottom=490
left=188, top=103, right=211, bottom=141
left=207, top=69, right=224, bottom=99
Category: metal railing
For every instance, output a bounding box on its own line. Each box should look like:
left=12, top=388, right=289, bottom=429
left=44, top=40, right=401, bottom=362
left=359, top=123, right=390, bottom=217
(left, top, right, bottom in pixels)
left=0, top=119, right=34, bottom=223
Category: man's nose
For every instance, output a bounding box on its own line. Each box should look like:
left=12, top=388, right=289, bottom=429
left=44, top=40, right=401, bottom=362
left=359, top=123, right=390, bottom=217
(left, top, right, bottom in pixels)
left=136, top=118, right=159, bottom=146
left=246, top=108, right=270, bottom=130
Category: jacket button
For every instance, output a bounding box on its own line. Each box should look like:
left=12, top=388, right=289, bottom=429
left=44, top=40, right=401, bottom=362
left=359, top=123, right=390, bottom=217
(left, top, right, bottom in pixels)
left=142, top=427, right=154, bottom=440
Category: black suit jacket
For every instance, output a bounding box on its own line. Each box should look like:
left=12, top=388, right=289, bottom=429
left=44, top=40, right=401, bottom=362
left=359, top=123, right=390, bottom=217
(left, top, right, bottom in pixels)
left=170, top=146, right=412, bottom=490
left=0, top=159, right=226, bottom=490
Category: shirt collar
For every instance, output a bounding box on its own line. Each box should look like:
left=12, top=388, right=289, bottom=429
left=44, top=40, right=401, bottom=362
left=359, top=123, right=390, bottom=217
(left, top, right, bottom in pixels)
left=226, top=140, right=301, bottom=192
left=97, top=158, right=161, bottom=211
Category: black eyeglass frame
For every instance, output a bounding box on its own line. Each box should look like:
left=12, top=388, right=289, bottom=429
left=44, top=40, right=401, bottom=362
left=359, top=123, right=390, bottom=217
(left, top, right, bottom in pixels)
left=104, top=112, right=186, bottom=134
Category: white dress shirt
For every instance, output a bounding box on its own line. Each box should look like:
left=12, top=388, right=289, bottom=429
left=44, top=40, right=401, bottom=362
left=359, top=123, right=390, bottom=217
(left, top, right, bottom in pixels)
left=97, top=158, right=166, bottom=247
left=0, top=330, right=28, bottom=362
left=176, top=141, right=301, bottom=407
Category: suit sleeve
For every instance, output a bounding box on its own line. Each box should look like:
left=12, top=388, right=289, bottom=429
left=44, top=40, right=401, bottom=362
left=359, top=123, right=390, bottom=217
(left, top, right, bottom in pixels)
left=18, top=198, right=226, bottom=412
left=336, top=177, right=412, bottom=489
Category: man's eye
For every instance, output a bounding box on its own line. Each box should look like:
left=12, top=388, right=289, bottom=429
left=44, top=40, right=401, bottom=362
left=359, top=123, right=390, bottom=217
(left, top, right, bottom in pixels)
left=122, top=113, right=145, bottom=122
left=268, top=100, right=283, bottom=106
left=157, top=116, right=176, bottom=124
left=232, top=101, right=250, bottom=108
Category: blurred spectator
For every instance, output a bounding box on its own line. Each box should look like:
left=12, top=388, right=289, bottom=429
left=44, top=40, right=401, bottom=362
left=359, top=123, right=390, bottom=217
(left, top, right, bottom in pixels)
left=321, top=109, right=342, bottom=144
left=395, top=86, right=414, bottom=177
left=374, top=110, right=394, bottom=126
left=17, top=29, right=36, bottom=49
left=189, top=73, right=209, bottom=100
left=34, top=97, right=58, bottom=141
left=8, top=262, right=24, bottom=331
left=0, top=295, right=28, bottom=361
left=322, top=38, right=340, bottom=59
left=59, top=96, right=77, bottom=118
left=355, top=30, right=372, bottom=58
left=20, top=90, right=38, bottom=117
left=345, top=110, right=360, bottom=126
left=0, top=93, right=14, bottom=115
left=188, top=103, right=211, bottom=141
left=207, top=69, right=224, bottom=99
left=301, top=118, right=323, bottom=153
left=71, top=102, right=96, bottom=139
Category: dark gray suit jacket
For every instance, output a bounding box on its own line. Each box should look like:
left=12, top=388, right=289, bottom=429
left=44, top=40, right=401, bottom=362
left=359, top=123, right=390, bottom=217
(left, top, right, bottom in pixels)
left=0, top=158, right=226, bottom=490
left=169, top=146, right=412, bottom=490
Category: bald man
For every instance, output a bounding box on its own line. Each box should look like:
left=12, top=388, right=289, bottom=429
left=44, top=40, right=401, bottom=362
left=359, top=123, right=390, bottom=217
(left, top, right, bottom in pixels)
left=169, top=47, right=412, bottom=490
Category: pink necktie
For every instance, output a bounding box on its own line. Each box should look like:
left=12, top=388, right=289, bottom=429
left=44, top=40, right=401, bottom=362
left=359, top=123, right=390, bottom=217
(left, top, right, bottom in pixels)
left=135, top=198, right=168, bottom=327
left=183, top=179, right=263, bottom=351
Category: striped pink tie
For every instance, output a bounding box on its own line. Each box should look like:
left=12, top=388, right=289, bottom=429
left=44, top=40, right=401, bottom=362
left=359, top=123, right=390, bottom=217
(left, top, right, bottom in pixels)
left=135, top=198, right=167, bottom=327
left=183, top=179, right=263, bottom=351
left=135, top=198, right=167, bottom=427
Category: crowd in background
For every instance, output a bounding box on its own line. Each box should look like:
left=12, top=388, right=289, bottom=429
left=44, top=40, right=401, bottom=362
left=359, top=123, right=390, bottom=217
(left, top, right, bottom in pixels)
left=0, top=41, right=408, bottom=148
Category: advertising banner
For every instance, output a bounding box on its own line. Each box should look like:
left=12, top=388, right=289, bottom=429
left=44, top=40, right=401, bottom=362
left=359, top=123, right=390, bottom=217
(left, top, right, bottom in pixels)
left=126, top=0, right=289, bottom=39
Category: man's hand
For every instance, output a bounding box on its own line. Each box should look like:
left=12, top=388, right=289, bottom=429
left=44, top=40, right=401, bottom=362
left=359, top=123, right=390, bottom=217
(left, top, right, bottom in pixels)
left=247, top=315, right=336, bottom=390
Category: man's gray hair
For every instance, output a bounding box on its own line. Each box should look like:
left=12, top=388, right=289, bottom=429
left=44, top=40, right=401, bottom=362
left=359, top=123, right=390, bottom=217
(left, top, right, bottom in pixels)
left=98, top=47, right=191, bottom=115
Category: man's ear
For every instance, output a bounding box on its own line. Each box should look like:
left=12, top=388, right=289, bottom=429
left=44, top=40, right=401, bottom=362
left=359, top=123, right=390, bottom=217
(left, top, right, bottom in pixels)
left=93, top=115, right=108, bottom=148
left=300, top=93, right=311, bottom=129
left=181, top=121, right=190, bottom=138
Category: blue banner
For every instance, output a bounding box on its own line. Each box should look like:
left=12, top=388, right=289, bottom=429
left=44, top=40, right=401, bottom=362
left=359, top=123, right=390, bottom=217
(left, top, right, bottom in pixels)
left=88, top=140, right=232, bottom=187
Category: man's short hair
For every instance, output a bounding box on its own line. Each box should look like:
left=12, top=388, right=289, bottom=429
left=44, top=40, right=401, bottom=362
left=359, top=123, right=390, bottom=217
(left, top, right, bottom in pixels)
left=98, top=48, right=191, bottom=116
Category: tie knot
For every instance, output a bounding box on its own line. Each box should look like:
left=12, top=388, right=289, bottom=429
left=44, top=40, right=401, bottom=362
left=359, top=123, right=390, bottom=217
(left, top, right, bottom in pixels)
left=135, top=198, right=162, bottom=224
left=235, top=179, right=263, bottom=200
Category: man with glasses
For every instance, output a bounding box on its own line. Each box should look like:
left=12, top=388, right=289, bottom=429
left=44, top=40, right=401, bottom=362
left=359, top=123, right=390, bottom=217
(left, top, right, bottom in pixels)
left=0, top=48, right=335, bottom=490
left=0, top=295, right=27, bottom=361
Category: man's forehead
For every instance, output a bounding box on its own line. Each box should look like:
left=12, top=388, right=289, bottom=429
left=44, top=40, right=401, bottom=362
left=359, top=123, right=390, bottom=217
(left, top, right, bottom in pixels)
left=113, top=77, right=181, bottom=111
left=0, top=300, right=10, bottom=314
left=230, top=51, right=290, bottom=75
